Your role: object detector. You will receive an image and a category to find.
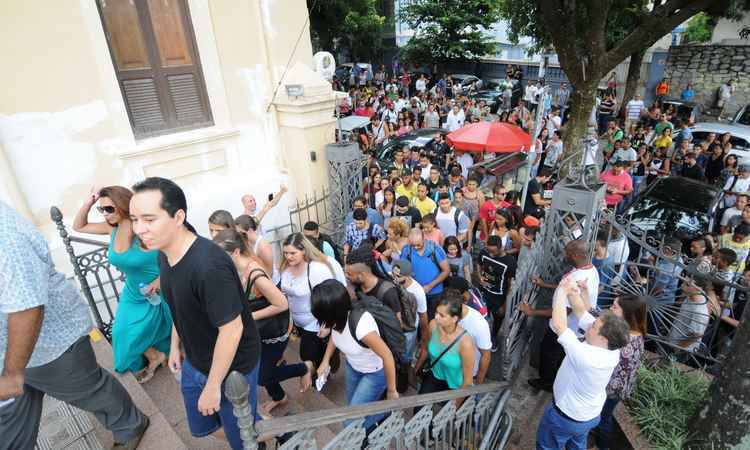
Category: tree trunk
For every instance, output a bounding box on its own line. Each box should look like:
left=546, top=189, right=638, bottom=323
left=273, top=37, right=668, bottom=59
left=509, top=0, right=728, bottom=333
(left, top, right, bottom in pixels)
left=559, top=78, right=599, bottom=179
left=688, top=308, right=750, bottom=448
left=618, top=49, right=645, bottom=121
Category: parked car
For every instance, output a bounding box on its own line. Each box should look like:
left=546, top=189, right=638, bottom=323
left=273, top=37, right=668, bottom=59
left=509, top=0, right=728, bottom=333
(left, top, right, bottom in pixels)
left=371, top=128, right=446, bottom=172
left=334, top=63, right=373, bottom=88
left=624, top=176, right=722, bottom=247
left=472, top=89, right=503, bottom=114
left=690, top=122, right=750, bottom=164
left=661, top=97, right=702, bottom=125
left=731, top=104, right=750, bottom=127
left=449, top=74, right=482, bottom=92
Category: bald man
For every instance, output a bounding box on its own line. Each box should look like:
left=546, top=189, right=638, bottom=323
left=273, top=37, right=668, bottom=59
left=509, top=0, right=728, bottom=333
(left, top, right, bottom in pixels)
left=401, top=229, right=450, bottom=320
left=240, top=185, right=288, bottom=229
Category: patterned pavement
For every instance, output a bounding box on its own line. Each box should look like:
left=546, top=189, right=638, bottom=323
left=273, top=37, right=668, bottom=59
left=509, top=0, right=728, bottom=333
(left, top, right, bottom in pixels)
left=36, top=396, right=103, bottom=450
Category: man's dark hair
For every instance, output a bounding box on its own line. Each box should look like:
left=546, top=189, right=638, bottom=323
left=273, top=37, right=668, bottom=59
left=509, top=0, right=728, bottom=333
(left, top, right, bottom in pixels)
left=132, top=177, right=195, bottom=232
left=235, top=214, right=258, bottom=232
left=438, top=179, right=450, bottom=188
left=735, top=224, right=750, bottom=237
left=487, top=235, right=501, bottom=248
left=353, top=208, right=368, bottom=221
left=437, top=193, right=451, bottom=202
left=396, top=196, right=410, bottom=207
left=132, top=177, right=187, bottom=218
left=303, top=221, right=319, bottom=231
left=444, top=277, right=470, bottom=294
left=598, top=311, right=630, bottom=350
left=537, top=167, right=553, bottom=178
left=311, top=279, right=352, bottom=332
left=353, top=195, right=367, bottom=206
left=717, top=248, right=738, bottom=265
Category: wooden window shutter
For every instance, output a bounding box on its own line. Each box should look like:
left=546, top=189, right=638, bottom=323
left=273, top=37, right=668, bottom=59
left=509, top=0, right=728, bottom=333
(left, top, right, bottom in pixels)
left=98, top=0, right=213, bottom=139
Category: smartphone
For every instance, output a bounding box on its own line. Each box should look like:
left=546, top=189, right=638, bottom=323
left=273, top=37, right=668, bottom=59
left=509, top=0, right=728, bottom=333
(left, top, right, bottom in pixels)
left=268, top=193, right=274, bottom=202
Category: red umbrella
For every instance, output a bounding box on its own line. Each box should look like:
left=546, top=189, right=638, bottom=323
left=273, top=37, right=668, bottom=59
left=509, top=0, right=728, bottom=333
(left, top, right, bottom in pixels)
left=446, top=122, right=532, bottom=153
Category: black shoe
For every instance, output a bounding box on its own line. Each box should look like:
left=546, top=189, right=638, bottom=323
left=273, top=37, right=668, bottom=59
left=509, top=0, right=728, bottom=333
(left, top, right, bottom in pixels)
left=527, top=378, right=553, bottom=392
left=112, top=416, right=150, bottom=450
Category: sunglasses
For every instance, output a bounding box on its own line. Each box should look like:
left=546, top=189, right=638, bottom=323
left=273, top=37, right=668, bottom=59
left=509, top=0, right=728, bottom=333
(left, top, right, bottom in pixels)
left=96, top=206, right=116, bottom=214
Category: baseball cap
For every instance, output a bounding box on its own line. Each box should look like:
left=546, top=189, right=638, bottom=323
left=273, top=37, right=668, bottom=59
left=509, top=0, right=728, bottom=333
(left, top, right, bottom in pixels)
left=392, top=259, right=413, bottom=277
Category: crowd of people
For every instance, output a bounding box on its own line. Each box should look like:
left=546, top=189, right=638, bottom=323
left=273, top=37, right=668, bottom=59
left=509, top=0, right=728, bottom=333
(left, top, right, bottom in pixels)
left=2, top=65, right=746, bottom=450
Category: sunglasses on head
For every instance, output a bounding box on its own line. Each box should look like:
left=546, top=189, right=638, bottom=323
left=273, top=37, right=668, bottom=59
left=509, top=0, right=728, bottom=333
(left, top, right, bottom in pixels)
left=96, top=206, right=116, bottom=214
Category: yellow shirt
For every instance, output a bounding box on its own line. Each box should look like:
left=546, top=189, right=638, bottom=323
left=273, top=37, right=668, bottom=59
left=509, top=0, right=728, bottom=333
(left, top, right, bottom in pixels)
left=413, top=196, right=437, bottom=218
left=396, top=183, right=418, bottom=203
left=719, top=233, right=750, bottom=273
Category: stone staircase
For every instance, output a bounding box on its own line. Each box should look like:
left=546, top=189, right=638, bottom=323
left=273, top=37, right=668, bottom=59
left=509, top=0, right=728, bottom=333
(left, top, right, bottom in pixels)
left=77, top=334, right=358, bottom=449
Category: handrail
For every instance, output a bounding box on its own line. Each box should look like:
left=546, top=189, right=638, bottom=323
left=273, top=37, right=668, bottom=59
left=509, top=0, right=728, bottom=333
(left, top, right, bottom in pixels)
left=68, top=235, right=109, bottom=247
left=255, top=381, right=508, bottom=439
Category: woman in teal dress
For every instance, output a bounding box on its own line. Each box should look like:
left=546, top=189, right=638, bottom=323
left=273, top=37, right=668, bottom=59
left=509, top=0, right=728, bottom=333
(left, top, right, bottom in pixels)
left=74, top=185, right=172, bottom=383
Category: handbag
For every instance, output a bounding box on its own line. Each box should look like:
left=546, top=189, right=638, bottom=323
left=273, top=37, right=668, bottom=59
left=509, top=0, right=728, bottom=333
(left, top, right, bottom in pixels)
left=245, top=268, right=290, bottom=342
left=418, top=330, right=467, bottom=379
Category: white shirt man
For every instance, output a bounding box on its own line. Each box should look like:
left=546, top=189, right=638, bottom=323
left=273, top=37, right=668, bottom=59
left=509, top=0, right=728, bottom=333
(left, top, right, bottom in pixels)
left=395, top=97, right=408, bottom=113
left=723, top=167, right=750, bottom=208
left=391, top=260, right=428, bottom=362
left=381, top=107, right=397, bottom=125
left=446, top=106, right=465, bottom=132
left=524, top=83, right=538, bottom=104
left=543, top=132, right=564, bottom=169
left=435, top=195, right=470, bottom=242
left=457, top=151, right=474, bottom=179
left=415, top=77, right=427, bottom=94
left=626, top=96, right=645, bottom=121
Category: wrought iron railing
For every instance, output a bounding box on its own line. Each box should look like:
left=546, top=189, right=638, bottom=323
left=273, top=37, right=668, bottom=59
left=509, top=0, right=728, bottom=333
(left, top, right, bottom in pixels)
left=50, top=206, right=124, bottom=340
left=225, top=375, right=512, bottom=450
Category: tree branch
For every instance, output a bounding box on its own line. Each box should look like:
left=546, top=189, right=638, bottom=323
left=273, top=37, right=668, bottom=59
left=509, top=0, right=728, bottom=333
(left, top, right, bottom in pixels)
left=603, top=0, right=715, bottom=69
left=536, top=0, right=582, bottom=83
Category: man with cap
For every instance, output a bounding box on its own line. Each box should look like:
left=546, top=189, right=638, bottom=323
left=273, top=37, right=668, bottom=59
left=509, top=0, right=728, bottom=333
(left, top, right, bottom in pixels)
left=600, top=160, right=633, bottom=210
left=391, top=260, right=428, bottom=363
left=722, top=164, right=750, bottom=209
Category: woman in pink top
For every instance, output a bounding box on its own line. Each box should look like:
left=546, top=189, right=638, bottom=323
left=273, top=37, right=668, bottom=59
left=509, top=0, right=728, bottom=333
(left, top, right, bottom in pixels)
left=421, top=214, right=445, bottom=246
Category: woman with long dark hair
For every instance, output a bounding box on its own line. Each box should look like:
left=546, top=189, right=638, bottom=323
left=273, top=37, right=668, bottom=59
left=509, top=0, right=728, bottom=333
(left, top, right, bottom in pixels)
left=73, top=186, right=172, bottom=383
left=213, top=229, right=312, bottom=416
left=594, top=295, right=647, bottom=450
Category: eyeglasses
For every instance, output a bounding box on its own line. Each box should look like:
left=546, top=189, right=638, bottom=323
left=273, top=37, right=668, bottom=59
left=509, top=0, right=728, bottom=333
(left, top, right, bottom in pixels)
left=96, top=206, right=116, bottom=215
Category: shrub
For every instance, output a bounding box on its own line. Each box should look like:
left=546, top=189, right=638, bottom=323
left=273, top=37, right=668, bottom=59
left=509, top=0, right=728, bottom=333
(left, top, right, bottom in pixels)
left=627, top=361, right=710, bottom=450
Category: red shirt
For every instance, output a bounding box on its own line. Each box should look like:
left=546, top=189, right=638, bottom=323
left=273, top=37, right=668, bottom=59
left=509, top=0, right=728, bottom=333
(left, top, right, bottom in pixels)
left=601, top=170, right=633, bottom=206
left=479, top=200, right=511, bottom=240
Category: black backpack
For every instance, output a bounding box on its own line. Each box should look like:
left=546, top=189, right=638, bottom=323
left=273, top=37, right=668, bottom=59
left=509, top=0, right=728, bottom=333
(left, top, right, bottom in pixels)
left=373, top=278, right=418, bottom=333
left=349, top=295, right=406, bottom=364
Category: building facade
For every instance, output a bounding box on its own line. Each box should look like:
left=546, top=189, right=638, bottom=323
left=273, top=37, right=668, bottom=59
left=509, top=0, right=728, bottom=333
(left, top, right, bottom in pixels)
left=0, top=0, right=339, bottom=270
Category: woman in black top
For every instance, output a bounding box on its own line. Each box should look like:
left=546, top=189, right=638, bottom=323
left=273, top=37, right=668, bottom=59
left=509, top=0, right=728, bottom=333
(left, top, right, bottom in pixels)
left=632, top=144, right=650, bottom=197
left=705, top=143, right=726, bottom=186
left=213, top=229, right=312, bottom=417
left=598, top=94, right=616, bottom=135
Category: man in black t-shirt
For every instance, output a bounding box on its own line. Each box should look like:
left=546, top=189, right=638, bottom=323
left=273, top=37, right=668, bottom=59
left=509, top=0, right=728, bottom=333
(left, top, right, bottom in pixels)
left=130, top=177, right=261, bottom=450
left=524, top=168, right=552, bottom=218
left=476, top=235, right=517, bottom=350
left=345, top=246, right=402, bottom=324
left=395, top=195, right=422, bottom=228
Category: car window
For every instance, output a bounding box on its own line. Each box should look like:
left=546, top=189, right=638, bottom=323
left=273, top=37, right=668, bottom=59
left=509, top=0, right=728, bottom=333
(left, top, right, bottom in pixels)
left=379, top=141, right=399, bottom=161
left=735, top=108, right=750, bottom=126
left=729, top=136, right=750, bottom=151
left=691, top=131, right=710, bottom=145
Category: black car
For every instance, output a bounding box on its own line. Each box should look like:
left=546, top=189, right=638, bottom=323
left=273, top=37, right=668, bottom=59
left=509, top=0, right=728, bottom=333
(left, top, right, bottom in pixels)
left=624, top=176, right=722, bottom=245
left=472, top=89, right=504, bottom=113
left=371, top=128, right=446, bottom=172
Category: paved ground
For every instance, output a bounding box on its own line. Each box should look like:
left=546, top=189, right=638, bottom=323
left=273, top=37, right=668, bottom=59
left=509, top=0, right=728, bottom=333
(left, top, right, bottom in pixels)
left=36, top=397, right=103, bottom=450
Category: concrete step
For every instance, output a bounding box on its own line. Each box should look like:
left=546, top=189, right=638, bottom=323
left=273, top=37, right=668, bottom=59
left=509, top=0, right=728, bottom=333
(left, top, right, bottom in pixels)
left=88, top=335, right=186, bottom=450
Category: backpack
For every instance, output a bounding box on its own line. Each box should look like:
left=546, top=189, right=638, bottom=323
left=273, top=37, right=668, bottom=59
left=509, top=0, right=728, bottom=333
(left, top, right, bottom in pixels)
left=433, top=207, right=462, bottom=235
left=468, top=287, right=489, bottom=319
left=374, top=278, right=418, bottom=333
left=349, top=295, right=407, bottom=363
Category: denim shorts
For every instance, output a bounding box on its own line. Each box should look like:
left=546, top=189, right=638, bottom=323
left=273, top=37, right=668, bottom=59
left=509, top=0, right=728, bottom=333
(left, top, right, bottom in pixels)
left=181, top=357, right=260, bottom=450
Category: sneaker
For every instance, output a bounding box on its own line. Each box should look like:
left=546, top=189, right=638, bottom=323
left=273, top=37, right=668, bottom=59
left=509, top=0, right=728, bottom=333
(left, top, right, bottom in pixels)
left=112, top=416, right=149, bottom=450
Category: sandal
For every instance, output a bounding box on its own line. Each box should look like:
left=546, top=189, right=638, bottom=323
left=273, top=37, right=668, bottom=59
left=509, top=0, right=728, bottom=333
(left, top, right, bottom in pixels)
left=136, top=351, right=167, bottom=384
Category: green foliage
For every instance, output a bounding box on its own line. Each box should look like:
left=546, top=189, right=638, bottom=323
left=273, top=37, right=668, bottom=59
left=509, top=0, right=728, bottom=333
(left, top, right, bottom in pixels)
left=307, top=0, right=386, bottom=62
left=398, top=0, right=503, bottom=65
left=628, top=362, right=711, bottom=450
left=683, top=13, right=716, bottom=43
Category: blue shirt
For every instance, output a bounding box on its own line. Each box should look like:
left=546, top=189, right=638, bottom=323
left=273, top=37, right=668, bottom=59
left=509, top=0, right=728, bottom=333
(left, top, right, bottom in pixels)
left=681, top=89, right=694, bottom=101
left=345, top=222, right=387, bottom=250
left=0, top=201, right=93, bottom=372
left=400, top=242, right=447, bottom=296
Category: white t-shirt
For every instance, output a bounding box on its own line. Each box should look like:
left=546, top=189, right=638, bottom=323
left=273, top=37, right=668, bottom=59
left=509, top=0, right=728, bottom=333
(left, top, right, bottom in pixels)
left=446, top=110, right=465, bottom=132
left=554, top=312, right=621, bottom=422
left=458, top=153, right=474, bottom=179
left=544, top=140, right=563, bottom=167
left=332, top=312, right=383, bottom=373
left=404, top=278, right=428, bottom=328
left=524, top=85, right=538, bottom=102
left=721, top=206, right=742, bottom=227
left=722, top=176, right=750, bottom=207
left=458, top=306, right=492, bottom=376
left=435, top=207, right=470, bottom=238
left=416, top=79, right=427, bottom=92
left=549, top=266, right=600, bottom=337
left=613, top=147, right=637, bottom=164
left=281, top=259, right=346, bottom=332
left=626, top=100, right=644, bottom=120
left=667, top=299, right=709, bottom=352
left=421, top=164, right=432, bottom=180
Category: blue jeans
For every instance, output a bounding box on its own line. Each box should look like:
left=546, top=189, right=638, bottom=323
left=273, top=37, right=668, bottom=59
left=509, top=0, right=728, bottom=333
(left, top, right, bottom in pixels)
left=536, top=402, right=600, bottom=450
left=181, top=358, right=260, bottom=450
left=345, top=361, right=387, bottom=430
left=404, top=330, right=418, bottom=364
left=595, top=397, right=619, bottom=449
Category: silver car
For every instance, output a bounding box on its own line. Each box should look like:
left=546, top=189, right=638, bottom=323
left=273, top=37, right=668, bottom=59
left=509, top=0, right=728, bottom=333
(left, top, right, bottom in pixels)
left=690, top=122, right=750, bottom=164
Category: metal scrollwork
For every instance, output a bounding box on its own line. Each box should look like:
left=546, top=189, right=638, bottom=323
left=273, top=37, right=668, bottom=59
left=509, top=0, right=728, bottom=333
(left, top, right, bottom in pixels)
left=322, top=419, right=366, bottom=450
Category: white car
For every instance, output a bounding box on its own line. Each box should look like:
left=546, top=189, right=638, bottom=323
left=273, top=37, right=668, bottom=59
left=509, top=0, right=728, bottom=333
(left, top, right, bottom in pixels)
left=690, top=122, right=750, bottom=164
